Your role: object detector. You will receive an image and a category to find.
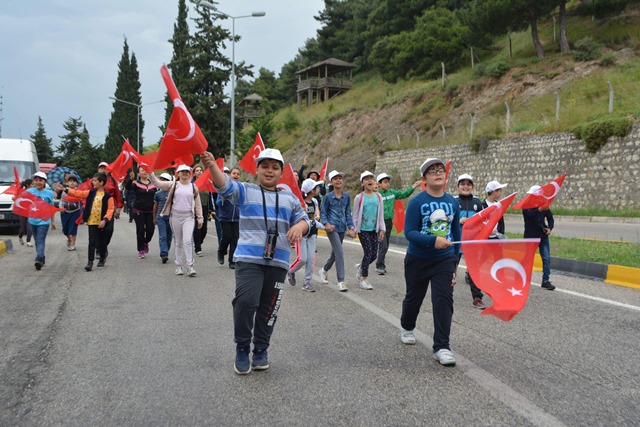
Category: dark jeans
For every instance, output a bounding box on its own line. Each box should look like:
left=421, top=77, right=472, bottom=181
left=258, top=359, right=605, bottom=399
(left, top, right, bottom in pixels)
left=156, top=215, right=172, bottom=257
left=233, top=262, right=287, bottom=348
left=376, top=219, right=393, bottom=270
left=31, top=224, right=49, bottom=262
left=104, top=218, right=115, bottom=247
left=459, top=254, right=484, bottom=300
left=219, top=221, right=239, bottom=262
left=401, top=254, right=457, bottom=352
left=539, top=236, right=551, bottom=282
left=134, top=211, right=155, bottom=251
left=88, top=225, right=108, bottom=261
left=193, top=205, right=209, bottom=252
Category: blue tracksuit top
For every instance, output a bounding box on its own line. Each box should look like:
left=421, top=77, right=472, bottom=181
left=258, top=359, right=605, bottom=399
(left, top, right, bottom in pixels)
left=215, top=175, right=309, bottom=271
left=404, top=190, right=461, bottom=260
left=320, top=191, right=354, bottom=233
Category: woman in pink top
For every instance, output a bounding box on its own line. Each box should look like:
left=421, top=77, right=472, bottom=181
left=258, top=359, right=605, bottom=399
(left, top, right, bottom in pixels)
left=149, top=165, right=203, bottom=277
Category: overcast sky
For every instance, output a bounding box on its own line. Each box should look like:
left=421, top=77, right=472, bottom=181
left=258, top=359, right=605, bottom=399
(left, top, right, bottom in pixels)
left=0, top=0, right=324, bottom=153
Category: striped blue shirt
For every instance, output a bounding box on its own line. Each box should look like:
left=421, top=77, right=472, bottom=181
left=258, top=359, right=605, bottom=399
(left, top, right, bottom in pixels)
left=216, top=176, right=309, bottom=270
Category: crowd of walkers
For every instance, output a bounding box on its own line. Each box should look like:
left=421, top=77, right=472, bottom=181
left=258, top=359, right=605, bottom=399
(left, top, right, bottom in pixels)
left=14, top=153, right=556, bottom=375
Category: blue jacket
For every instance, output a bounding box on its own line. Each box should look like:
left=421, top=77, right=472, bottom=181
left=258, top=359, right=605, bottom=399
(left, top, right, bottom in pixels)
left=320, top=191, right=354, bottom=233
left=217, top=195, right=239, bottom=222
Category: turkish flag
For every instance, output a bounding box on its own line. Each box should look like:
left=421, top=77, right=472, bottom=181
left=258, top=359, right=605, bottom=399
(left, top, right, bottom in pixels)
left=194, top=158, right=224, bottom=193
left=12, top=189, right=63, bottom=220
left=76, top=178, right=93, bottom=191
left=106, top=140, right=137, bottom=181
left=392, top=199, right=405, bottom=233
left=0, top=166, right=21, bottom=195
left=277, top=163, right=305, bottom=207
left=152, top=65, right=208, bottom=170
left=444, top=161, right=452, bottom=186
left=319, top=157, right=329, bottom=181
left=513, top=174, right=567, bottom=210
left=462, top=238, right=541, bottom=321
left=462, top=192, right=517, bottom=241
left=237, top=133, right=265, bottom=176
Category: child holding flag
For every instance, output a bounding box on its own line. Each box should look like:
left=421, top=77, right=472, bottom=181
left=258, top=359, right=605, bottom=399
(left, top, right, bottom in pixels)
left=59, top=174, right=82, bottom=251
left=17, top=179, right=34, bottom=247
left=201, top=149, right=309, bottom=375
left=400, top=158, right=460, bottom=366
left=523, top=185, right=556, bottom=290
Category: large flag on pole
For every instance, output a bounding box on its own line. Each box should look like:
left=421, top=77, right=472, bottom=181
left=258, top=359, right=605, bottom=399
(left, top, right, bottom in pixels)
left=237, top=133, right=265, bottom=176
left=0, top=166, right=21, bottom=195
left=319, top=157, right=329, bottom=181
left=106, top=139, right=137, bottom=181
left=462, top=238, right=541, bottom=321
left=462, top=192, right=517, bottom=241
left=513, top=174, right=567, bottom=210
left=12, top=189, right=63, bottom=220
left=152, top=64, right=207, bottom=170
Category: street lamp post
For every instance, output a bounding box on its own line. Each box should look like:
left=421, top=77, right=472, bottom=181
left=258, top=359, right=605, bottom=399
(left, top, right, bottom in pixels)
left=200, top=2, right=265, bottom=166
left=109, top=97, right=163, bottom=153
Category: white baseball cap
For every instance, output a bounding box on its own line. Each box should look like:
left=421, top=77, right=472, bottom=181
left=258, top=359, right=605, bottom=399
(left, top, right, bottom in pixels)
left=419, top=158, right=445, bottom=176
left=486, top=180, right=507, bottom=193
left=223, top=166, right=230, bottom=173
left=159, top=173, right=173, bottom=181
left=255, top=148, right=284, bottom=166
left=301, top=178, right=323, bottom=195
left=176, top=164, right=192, bottom=173
left=457, top=173, right=474, bottom=184
left=98, top=161, right=109, bottom=168
left=328, top=170, right=345, bottom=181
left=360, top=170, right=374, bottom=182
left=33, top=171, right=48, bottom=180
left=376, top=173, right=392, bottom=183
left=527, top=185, right=542, bottom=194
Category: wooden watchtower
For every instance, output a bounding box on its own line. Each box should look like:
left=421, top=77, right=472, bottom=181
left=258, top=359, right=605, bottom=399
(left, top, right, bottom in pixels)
left=296, top=58, right=356, bottom=108
left=239, top=93, right=264, bottom=127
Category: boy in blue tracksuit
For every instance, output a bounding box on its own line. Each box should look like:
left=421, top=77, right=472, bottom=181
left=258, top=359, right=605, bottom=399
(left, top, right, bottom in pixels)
left=400, top=158, right=461, bottom=367
left=202, top=149, right=309, bottom=375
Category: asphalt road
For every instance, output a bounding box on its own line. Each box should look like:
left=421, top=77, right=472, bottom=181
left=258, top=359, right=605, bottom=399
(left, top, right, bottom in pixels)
left=1, top=219, right=639, bottom=426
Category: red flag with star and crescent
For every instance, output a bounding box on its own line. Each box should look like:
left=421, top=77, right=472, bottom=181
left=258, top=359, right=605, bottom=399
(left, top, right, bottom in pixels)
left=106, top=139, right=137, bottom=181
left=152, top=64, right=207, bottom=170
left=462, top=192, right=517, bottom=241
left=319, top=157, right=329, bottom=181
left=194, top=158, right=224, bottom=193
left=0, top=166, right=21, bottom=196
left=277, top=163, right=305, bottom=207
left=392, top=199, right=405, bottom=233
left=12, top=189, right=63, bottom=220
left=462, top=238, right=541, bottom=321
left=513, top=174, right=567, bottom=210
left=238, top=133, right=265, bottom=176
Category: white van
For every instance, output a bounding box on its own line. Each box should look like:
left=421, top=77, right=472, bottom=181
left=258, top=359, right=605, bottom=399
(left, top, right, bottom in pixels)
left=0, top=138, right=40, bottom=230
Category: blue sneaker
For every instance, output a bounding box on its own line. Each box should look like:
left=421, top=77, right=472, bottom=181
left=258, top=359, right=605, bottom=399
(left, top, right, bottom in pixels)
left=252, top=348, right=269, bottom=371
left=234, top=347, right=251, bottom=375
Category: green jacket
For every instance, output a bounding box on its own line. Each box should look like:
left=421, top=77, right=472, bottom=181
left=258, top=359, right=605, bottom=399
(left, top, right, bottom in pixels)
left=378, top=186, right=416, bottom=220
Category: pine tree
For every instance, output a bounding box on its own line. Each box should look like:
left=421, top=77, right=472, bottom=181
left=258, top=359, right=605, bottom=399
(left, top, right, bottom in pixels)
left=56, top=117, right=85, bottom=171
left=75, top=125, right=102, bottom=179
left=105, top=38, right=143, bottom=160
left=30, top=116, right=55, bottom=163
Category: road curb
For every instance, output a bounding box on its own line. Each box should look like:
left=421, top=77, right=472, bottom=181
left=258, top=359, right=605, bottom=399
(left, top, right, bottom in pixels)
left=0, top=238, right=13, bottom=257
left=386, top=235, right=640, bottom=289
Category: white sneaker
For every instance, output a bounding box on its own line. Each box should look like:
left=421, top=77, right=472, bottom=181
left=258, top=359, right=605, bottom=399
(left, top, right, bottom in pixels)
left=319, top=268, right=329, bottom=284
left=433, top=349, right=456, bottom=366
left=355, top=263, right=362, bottom=281
left=27, top=241, right=34, bottom=247
left=187, top=265, right=196, bottom=277
left=175, top=266, right=184, bottom=275
left=196, top=251, right=203, bottom=257
left=400, top=328, right=416, bottom=345
left=359, top=279, right=373, bottom=290
left=337, top=281, right=348, bottom=292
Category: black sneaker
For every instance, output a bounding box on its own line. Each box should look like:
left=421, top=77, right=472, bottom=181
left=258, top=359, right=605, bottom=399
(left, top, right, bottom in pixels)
left=97, top=259, right=106, bottom=267
left=161, top=256, right=168, bottom=264
left=34, top=261, right=42, bottom=270
left=84, top=261, right=93, bottom=272
left=252, top=348, right=269, bottom=371
left=234, top=347, right=251, bottom=375
left=229, top=262, right=236, bottom=270
left=218, top=253, right=225, bottom=265
left=541, top=281, right=556, bottom=291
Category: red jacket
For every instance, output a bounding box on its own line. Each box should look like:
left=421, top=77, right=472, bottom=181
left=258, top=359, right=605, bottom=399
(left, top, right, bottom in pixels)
left=104, top=174, right=123, bottom=208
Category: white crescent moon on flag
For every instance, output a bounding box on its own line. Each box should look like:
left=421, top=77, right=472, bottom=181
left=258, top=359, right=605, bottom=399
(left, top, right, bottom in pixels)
left=172, top=98, right=196, bottom=141
left=490, top=258, right=527, bottom=288
left=123, top=151, right=131, bottom=163
left=535, top=182, right=560, bottom=200
left=14, top=198, right=34, bottom=210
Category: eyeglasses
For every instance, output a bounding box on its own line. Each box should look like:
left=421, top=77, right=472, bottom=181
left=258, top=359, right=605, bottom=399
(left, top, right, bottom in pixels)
left=426, top=169, right=446, bottom=175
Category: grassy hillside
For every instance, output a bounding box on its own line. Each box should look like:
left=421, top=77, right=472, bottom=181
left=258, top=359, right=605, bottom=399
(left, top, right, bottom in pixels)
left=270, top=5, right=640, bottom=165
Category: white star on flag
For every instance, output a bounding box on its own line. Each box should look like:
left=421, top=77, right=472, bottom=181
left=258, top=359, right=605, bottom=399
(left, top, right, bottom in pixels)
left=507, top=287, right=523, bottom=296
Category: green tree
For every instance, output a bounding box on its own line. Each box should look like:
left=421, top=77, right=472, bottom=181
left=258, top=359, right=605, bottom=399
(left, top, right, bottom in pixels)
left=237, top=114, right=277, bottom=159
left=75, top=125, right=103, bottom=180
left=105, top=38, right=143, bottom=160
left=55, top=117, right=84, bottom=171
left=30, top=116, right=55, bottom=163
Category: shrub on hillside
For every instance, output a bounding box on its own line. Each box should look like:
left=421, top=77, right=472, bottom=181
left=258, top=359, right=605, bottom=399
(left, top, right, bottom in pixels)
left=281, top=110, right=300, bottom=134
left=573, top=37, right=602, bottom=61
left=572, top=117, right=632, bottom=153
left=473, top=60, right=510, bottom=78
left=576, top=0, right=629, bottom=18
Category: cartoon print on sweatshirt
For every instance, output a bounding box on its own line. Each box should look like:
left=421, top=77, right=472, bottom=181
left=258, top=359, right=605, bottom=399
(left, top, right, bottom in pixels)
left=420, top=202, right=455, bottom=239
